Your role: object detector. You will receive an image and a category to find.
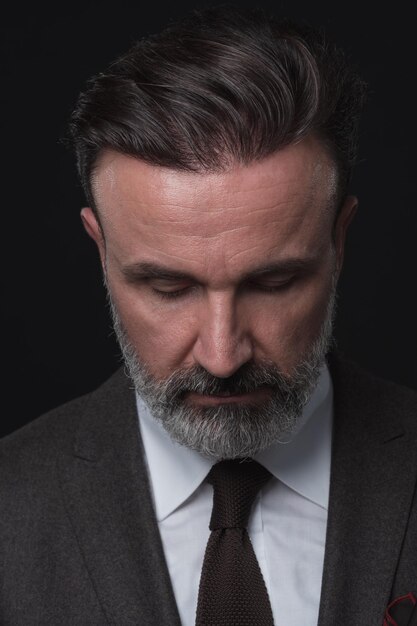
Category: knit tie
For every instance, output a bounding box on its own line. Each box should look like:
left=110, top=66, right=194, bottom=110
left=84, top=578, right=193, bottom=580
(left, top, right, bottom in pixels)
left=195, top=458, right=274, bottom=626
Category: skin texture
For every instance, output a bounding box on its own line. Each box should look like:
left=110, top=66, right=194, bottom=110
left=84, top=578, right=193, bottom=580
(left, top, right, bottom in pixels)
left=82, top=135, right=357, bottom=406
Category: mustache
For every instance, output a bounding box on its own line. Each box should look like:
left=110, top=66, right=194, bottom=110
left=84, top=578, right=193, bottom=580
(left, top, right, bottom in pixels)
left=154, top=361, right=295, bottom=398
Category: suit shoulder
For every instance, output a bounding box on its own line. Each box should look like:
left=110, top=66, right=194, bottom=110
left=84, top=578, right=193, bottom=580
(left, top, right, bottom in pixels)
left=0, top=390, right=88, bottom=475
left=0, top=367, right=133, bottom=537
left=329, top=352, right=417, bottom=429
left=0, top=367, right=127, bottom=471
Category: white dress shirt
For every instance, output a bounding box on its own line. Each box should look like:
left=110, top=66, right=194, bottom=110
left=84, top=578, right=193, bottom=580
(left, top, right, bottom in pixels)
left=136, top=365, right=333, bottom=626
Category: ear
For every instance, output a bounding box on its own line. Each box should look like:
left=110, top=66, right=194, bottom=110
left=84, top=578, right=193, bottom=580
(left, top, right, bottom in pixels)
left=333, top=195, right=358, bottom=276
left=80, top=207, right=106, bottom=270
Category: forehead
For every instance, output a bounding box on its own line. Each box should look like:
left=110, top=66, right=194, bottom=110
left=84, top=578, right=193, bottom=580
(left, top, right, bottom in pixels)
left=91, top=136, right=338, bottom=275
left=93, top=136, right=336, bottom=209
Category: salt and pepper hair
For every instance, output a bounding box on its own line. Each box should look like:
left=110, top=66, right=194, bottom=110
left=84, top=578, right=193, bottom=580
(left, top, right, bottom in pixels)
left=69, top=5, right=366, bottom=216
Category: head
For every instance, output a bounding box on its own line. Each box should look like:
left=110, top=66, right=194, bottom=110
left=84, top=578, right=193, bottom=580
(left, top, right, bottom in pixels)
left=70, top=6, right=366, bottom=459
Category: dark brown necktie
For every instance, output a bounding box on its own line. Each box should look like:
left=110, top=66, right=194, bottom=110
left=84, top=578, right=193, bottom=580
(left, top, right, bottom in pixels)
left=195, top=458, right=275, bottom=626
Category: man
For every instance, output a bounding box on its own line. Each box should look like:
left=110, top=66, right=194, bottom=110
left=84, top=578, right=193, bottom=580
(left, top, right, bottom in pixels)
left=1, top=6, right=416, bottom=626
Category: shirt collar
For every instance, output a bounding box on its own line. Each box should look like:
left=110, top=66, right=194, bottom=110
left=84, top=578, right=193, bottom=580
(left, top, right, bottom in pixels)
left=136, top=365, right=333, bottom=522
left=255, top=365, right=333, bottom=510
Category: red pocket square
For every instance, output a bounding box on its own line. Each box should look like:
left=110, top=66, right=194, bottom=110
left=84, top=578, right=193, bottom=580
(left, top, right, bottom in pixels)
left=384, top=593, right=416, bottom=626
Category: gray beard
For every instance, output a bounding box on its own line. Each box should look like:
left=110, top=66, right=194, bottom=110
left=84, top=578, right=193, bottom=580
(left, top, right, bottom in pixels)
left=107, top=285, right=336, bottom=460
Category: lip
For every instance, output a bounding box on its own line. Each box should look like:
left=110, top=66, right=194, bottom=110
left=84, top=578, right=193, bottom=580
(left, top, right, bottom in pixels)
left=186, top=387, right=271, bottom=406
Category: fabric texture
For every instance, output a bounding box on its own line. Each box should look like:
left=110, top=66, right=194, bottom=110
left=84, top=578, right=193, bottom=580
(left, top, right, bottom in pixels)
left=196, top=459, right=274, bottom=625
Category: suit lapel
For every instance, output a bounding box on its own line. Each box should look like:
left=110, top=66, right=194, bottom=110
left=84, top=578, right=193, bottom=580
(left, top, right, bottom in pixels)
left=57, top=369, right=181, bottom=626
left=318, top=355, right=417, bottom=626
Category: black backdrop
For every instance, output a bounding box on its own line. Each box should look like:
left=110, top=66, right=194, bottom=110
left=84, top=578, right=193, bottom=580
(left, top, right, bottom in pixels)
left=1, top=0, right=416, bottom=438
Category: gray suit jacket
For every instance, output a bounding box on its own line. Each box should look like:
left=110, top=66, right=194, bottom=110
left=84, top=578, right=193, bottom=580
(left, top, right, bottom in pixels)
left=1, top=354, right=416, bottom=625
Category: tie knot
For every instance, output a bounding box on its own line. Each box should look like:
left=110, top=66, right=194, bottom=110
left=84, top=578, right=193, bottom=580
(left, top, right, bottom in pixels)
left=206, top=458, right=272, bottom=530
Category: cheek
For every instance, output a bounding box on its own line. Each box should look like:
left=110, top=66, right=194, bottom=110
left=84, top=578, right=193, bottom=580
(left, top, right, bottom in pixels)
left=255, top=273, right=334, bottom=370
left=291, top=279, right=333, bottom=342
left=289, top=283, right=331, bottom=342
left=108, top=279, right=198, bottom=374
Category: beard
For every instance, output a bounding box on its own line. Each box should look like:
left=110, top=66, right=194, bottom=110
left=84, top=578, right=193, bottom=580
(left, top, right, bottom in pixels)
left=107, top=284, right=336, bottom=460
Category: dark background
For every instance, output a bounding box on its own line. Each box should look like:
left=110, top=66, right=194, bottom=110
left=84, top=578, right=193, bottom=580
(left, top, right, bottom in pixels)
left=1, top=1, right=416, bottom=438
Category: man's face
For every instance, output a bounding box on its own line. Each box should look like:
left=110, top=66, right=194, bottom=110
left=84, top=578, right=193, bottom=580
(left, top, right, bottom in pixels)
left=82, top=135, right=356, bottom=458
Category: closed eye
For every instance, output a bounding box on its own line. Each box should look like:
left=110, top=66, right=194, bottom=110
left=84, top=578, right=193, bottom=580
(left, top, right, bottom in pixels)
left=151, top=286, right=194, bottom=300
left=248, top=276, right=295, bottom=292
left=151, top=277, right=295, bottom=300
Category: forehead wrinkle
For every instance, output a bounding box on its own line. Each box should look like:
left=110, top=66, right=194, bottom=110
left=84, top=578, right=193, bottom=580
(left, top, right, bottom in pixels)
left=133, top=194, right=316, bottom=232
left=156, top=180, right=314, bottom=212
left=143, top=222, right=256, bottom=240
left=224, top=242, right=274, bottom=264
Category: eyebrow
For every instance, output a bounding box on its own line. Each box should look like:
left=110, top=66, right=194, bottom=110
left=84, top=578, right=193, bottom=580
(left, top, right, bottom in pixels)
left=121, top=257, right=319, bottom=284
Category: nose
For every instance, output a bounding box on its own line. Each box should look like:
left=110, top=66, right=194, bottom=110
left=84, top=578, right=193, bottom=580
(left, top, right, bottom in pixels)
left=192, top=291, right=253, bottom=378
